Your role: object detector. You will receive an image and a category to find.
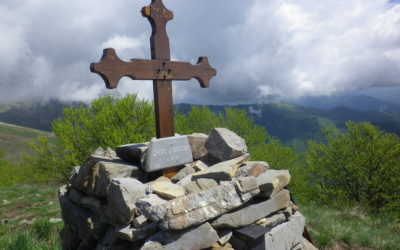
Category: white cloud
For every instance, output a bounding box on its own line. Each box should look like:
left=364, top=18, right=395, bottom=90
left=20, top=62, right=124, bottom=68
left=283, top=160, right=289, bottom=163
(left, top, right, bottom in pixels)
left=0, top=0, right=399, bottom=104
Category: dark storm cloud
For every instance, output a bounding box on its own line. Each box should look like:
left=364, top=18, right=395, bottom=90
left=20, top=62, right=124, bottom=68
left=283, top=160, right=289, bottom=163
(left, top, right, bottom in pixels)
left=0, top=0, right=399, bottom=104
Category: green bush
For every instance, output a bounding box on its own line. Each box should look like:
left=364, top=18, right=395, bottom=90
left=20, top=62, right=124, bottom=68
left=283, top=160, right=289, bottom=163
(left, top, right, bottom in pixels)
left=306, top=121, right=400, bottom=214
left=24, top=94, right=155, bottom=183
left=0, top=151, right=31, bottom=187
left=25, top=96, right=297, bottom=184
left=250, top=139, right=306, bottom=203
left=175, top=105, right=267, bottom=147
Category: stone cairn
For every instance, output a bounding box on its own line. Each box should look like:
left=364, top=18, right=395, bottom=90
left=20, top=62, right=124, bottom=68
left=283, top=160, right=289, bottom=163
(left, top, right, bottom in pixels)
left=58, top=128, right=316, bottom=250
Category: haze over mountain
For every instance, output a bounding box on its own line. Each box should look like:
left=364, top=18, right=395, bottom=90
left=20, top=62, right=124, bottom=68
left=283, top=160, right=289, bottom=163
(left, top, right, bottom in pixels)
left=292, top=94, right=400, bottom=112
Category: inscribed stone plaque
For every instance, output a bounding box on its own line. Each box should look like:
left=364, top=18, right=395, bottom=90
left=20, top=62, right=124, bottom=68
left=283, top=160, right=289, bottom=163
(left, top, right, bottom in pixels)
left=144, top=135, right=193, bottom=172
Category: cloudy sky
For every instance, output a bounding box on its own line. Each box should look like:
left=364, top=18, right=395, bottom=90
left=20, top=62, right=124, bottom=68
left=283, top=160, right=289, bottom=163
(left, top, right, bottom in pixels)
left=1, top=0, right=400, bottom=104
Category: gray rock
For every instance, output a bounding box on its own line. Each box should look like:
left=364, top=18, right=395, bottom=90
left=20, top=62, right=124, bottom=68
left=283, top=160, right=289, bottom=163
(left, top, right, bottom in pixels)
left=183, top=181, right=202, bottom=194
left=140, top=241, right=163, bottom=250
left=235, top=161, right=269, bottom=178
left=81, top=196, right=102, bottom=214
left=2, top=200, right=11, bottom=205
left=235, top=176, right=260, bottom=201
left=60, top=201, right=102, bottom=249
left=191, top=155, right=250, bottom=181
left=68, top=188, right=83, bottom=205
left=20, top=219, right=35, bottom=225
left=200, top=153, right=222, bottom=166
left=260, top=212, right=287, bottom=229
left=107, top=178, right=147, bottom=225
left=205, top=128, right=247, bottom=161
left=184, top=178, right=218, bottom=194
left=211, top=189, right=290, bottom=228
left=196, top=178, right=219, bottom=191
left=170, top=165, right=195, bottom=183
left=299, top=237, right=319, bottom=250
left=60, top=225, right=81, bottom=250
left=136, top=194, right=168, bottom=222
left=263, top=211, right=305, bottom=250
left=100, top=228, right=118, bottom=246
left=116, top=143, right=148, bottom=165
left=149, top=222, right=219, bottom=250
left=96, top=243, right=133, bottom=250
left=117, top=223, right=158, bottom=242
left=71, top=156, right=143, bottom=197
left=235, top=176, right=258, bottom=193
left=49, top=218, right=63, bottom=223
left=152, top=181, right=186, bottom=199
left=188, top=160, right=209, bottom=171
left=159, top=180, right=258, bottom=230
left=175, top=173, right=194, bottom=187
left=96, top=161, right=144, bottom=197
left=59, top=186, right=76, bottom=229
left=69, top=166, right=81, bottom=182
left=217, top=229, right=233, bottom=245
left=256, top=169, right=291, bottom=197
left=187, top=133, right=208, bottom=160
left=58, top=184, right=69, bottom=197
left=132, top=215, right=148, bottom=228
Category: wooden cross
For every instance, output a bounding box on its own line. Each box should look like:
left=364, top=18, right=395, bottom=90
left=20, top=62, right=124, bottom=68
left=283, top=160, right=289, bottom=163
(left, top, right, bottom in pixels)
left=90, top=0, right=217, bottom=177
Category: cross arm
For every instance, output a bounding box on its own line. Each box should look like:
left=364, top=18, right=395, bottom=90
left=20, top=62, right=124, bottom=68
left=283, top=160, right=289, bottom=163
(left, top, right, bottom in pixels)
left=90, top=48, right=217, bottom=88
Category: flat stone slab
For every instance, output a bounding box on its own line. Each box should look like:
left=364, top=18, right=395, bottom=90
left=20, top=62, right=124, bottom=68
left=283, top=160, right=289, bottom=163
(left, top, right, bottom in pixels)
left=264, top=211, right=305, bottom=250
left=152, top=181, right=186, bottom=199
left=116, top=143, right=148, bottom=165
left=145, top=136, right=193, bottom=172
left=257, top=169, right=291, bottom=197
left=148, top=222, right=219, bottom=250
left=191, top=154, right=250, bottom=181
left=211, top=189, right=290, bottom=228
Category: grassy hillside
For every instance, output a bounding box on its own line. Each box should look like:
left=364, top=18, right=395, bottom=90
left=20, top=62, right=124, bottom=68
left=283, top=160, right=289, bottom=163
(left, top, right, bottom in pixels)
left=0, top=100, right=83, bottom=131
left=0, top=122, right=55, bottom=163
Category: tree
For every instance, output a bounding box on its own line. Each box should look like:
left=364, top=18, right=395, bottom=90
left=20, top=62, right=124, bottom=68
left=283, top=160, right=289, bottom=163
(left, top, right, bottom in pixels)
left=25, top=94, right=155, bottom=183
left=306, top=121, right=400, bottom=213
left=175, top=105, right=267, bottom=147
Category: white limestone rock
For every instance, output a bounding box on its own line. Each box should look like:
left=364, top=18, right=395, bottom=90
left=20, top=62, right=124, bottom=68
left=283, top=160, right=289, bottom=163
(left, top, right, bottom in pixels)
left=187, top=133, right=209, bottom=160
left=205, top=128, right=247, bottom=161
left=263, top=211, right=306, bottom=250
left=107, top=178, right=147, bottom=226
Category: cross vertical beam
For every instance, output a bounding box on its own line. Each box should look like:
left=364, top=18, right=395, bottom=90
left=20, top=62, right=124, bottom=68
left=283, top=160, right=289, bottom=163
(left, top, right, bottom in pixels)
left=143, top=0, right=175, bottom=177
left=142, top=0, right=174, bottom=139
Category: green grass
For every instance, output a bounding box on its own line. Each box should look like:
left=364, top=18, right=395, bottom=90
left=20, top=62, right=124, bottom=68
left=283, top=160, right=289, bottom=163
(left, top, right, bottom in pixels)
left=300, top=202, right=400, bottom=250
left=0, top=123, right=55, bottom=163
left=0, top=185, right=62, bottom=250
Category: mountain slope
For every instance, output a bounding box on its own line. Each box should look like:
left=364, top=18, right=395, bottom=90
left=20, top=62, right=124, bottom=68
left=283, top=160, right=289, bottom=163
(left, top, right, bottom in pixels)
left=0, top=122, right=55, bottom=162
left=0, top=100, right=83, bottom=131
left=295, top=94, right=400, bottom=112
left=176, top=102, right=400, bottom=152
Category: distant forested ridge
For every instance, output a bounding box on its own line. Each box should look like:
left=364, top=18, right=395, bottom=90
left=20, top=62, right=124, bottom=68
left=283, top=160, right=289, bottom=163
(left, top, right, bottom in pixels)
left=1, top=97, right=399, bottom=150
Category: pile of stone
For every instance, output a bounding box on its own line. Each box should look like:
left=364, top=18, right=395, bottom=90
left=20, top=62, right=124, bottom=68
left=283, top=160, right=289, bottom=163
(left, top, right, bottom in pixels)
left=58, top=128, right=316, bottom=250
